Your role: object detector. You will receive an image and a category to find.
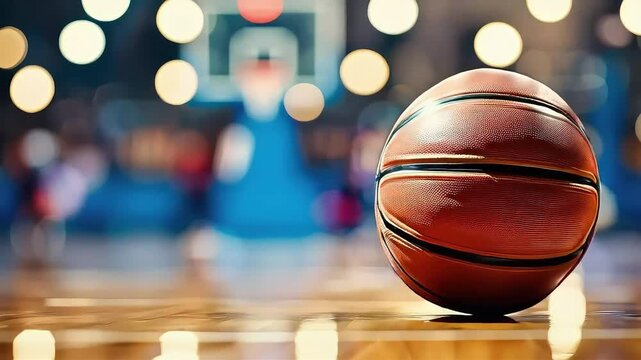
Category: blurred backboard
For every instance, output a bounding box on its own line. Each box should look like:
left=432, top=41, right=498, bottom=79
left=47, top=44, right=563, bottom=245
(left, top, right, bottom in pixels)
left=182, top=0, right=345, bottom=104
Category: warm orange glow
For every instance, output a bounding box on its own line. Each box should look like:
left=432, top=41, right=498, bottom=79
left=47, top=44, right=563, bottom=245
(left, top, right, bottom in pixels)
left=0, top=26, right=27, bottom=69
left=237, top=0, right=283, bottom=24
left=284, top=83, right=325, bottom=122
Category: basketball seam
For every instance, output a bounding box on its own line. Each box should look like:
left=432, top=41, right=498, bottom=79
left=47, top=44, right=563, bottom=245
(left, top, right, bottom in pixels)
left=375, top=203, right=587, bottom=268
left=385, top=92, right=586, bottom=147
left=378, top=228, right=453, bottom=304
left=376, top=163, right=598, bottom=190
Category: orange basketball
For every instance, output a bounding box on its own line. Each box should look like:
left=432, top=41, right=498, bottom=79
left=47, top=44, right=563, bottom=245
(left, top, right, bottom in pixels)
left=375, top=68, right=599, bottom=315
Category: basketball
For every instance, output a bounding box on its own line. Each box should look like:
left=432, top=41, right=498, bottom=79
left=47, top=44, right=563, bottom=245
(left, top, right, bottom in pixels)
left=375, top=68, right=600, bottom=315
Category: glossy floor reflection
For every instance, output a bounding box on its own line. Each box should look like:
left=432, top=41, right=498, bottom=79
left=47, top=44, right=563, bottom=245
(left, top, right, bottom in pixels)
left=0, top=230, right=640, bottom=359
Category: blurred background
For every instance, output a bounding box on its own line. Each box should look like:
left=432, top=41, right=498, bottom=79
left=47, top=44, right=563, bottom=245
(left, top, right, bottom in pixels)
left=0, top=0, right=641, bottom=359
left=1, top=0, right=640, bottom=241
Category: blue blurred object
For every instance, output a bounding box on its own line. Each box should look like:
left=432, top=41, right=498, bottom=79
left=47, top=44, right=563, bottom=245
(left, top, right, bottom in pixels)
left=211, top=109, right=321, bottom=238
left=0, top=169, right=18, bottom=228
left=67, top=170, right=189, bottom=234
left=589, top=54, right=641, bottom=230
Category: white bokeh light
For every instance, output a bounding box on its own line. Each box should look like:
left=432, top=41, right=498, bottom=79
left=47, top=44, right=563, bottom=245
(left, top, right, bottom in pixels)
left=527, top=0, right=572, bottom=23
left=154, top=331, right=199, bottom=360
left=156, top=0, right=205, bottom=44
left=82, top=0, right=130, bottom=22
left=474, top=22, right=523, bottom=68
left=340, top=49, right=389, bottom=96
left=22, top=129, right=59, bottom=168
left=620, top=0, right=641, bottom=35
left=13, top=330, right=55, bottom=360
left=155, top=60, right=198, bottom=105
left=59, top=20, right=106, bottom=65
left=295, top=319, right=338, bottom=360
left=10, top=66, right=55, bottom=113
left=284, top=83, right=325, bottom=122
left=367, top=0, right=419, bottom=35
left=215, top=124, right=255, bottom=183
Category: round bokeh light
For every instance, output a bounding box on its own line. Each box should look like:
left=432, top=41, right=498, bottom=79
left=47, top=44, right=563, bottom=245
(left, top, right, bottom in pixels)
left=237, top=0, right=283, bottom=24
left=526, top=0, right=572, bottom=23
left=82, top=0, right=130, bottom=22
left=156, top=0, right=204, bottom=44
left=10, top=66, right=55, bottom=113
left=0, top=27, right=28, bottom=69
left=474, top=22, right=523, bottom=68
left=59, top=20, right=106, bottom=65
left=620, top=0, right=641, bottom=35
left=367, top=0, right=419, bottom=35
left=340, top=49, right=390, bottom=96
left=284, top=83, right=325, bottom=122
left=155, top=60, right=198, bottom=105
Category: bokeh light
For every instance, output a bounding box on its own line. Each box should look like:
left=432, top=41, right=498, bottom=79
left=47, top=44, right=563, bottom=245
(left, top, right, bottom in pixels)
left=215, top=124, right=255, bottom=183
left=295, top=319, right=338, bottom=360
left=474, top=22, right=523, bottom=68
left=526, top=0, right=572, bottom=23
left=156, top=0, right=204, bottom=44
left=620, top=0, right=641, bottom=35
left=13, top=330, right=55, bottom=360
left=367, top=0, right=419, bottom=35
left=547, top=271, right=586, bottom=360
left=238, top=0, right=283, bottom=24
left=636, top=114, right=641, bottom=143
left=155, top=331, right=199, bottom=360
left=597, top=184, right=618, bottom=230
left=59, top=20, right=106, bottom=65
left=82, top=0, right=130, bottom=22
left=284, top=83, right=325, bottom=122
left=10, top=65, right=55, bottom=113
left=340, top=49, right=389, bottom=96
left=0, top=26, right=28, bottom=69
left=21, top=129, right=59, bottom=168
left=155, top=60, right=198, bottom=105
left=597, top=14, right=633, bottom=48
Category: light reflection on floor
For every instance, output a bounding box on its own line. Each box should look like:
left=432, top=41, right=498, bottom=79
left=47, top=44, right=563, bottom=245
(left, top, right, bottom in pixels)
left=0, top=230, right=640, bottom=359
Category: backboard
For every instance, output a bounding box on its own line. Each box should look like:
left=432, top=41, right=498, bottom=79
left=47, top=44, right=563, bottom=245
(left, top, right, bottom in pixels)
left=181, top=0, right=345, bottom=104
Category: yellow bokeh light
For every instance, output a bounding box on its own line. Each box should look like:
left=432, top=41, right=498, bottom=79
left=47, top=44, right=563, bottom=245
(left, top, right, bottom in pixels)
left=548, top=326, right=582, bottom=360
left=526, top=0, right=572, bottom=23
left=295, top=319, right=338, bottom=360
left=0, top=27, right=28, bottom=69
left=620, top=0, right=641, bottom=35
left=156, top=0, right=204, bottom=44
left=10, top=66, right=55, bottom=113
left=158, top=331, right=199, bottom=360
left=367, top=0, right=419, bottom=35
left=155, top=60, right=198, bottom=105
left=13, top=330, right=55, bottom=360
left=547, top=271, right=586, bottom=360
left=82, top=0, right=130, bottom=22
left=59, top=20, right=106, bottom=65
left=340, top=49, right=389, bottom=96
left=474, top=22, right=523, bottom=68
left=635, top=114, right=641, bottom=143
left=284, top=83, right=325, bottom=122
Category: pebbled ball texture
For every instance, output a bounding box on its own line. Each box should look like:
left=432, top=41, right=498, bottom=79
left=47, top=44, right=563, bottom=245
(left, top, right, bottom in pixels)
left=375, top=68, right=599, bottom=315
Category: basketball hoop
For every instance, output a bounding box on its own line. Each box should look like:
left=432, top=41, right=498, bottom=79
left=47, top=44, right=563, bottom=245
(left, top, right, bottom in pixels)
left=234, top=57, right=292, bottom=121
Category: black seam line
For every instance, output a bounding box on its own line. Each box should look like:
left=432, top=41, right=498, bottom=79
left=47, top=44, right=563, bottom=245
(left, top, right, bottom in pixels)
left=379, top=229, right=447, bottom=301
left=385, top=92, right=585, bottom=148
left=377, top=207, right=586, bottom=268
left=376, top=163, right=599, bottom=190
